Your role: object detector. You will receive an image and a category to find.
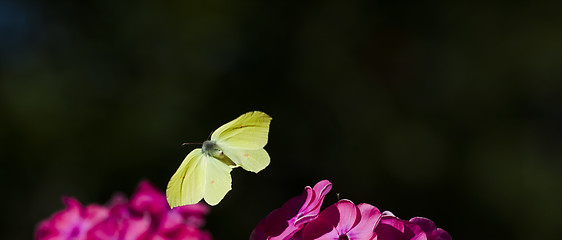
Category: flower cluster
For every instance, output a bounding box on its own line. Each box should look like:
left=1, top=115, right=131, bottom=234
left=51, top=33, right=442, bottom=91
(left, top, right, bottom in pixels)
left=35, top=181, right=212, bottom=240
left=251, top=180, right=451, bottom=240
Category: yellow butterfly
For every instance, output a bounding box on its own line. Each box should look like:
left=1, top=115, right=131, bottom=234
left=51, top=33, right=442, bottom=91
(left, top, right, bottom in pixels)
left=166, top=111, right=272, bottom=207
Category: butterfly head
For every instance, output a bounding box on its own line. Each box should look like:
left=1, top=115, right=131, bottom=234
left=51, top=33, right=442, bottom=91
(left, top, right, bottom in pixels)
left=202, top=140, right=225, bottom=159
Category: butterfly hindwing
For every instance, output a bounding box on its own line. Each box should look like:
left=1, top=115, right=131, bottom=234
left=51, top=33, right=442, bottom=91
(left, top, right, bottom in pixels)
left=203, top=155, right=233, bottom=206
left=221, top=147, right=270, bottom=173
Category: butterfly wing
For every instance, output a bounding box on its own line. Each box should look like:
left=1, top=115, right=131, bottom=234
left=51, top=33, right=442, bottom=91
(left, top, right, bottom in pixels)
left=211, top=111, right=272, bottom=149
left=203, top=155, right=233, bottom=206
left=220, top=147, right=270, bottom=173
left=211, top=111, right=272, bottom=173
left=166, top=149, right=206, bottom=208
left=167, top=149, right=233, bottom=207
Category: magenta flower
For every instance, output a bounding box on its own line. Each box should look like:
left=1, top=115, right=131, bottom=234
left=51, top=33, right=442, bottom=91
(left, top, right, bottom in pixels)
left=302, top=200, right=382, bottom=240
left=35, top=180, right=211, bottom=240
left=36, top=197, right=109, bottom=240
left=250, top=180, right=333, bottom=240
left=251, top=181, right=451, bottom=240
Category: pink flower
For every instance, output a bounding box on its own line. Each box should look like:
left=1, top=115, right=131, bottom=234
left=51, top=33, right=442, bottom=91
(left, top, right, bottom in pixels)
left=35, top=180, right=211, bottom=240
left=35, top=197, right=109, bottom=240
left=302, top=200, right=382, bottom=240
left=128, top=180, right=210, bottom=227
left=250, top=180, right=333, bottom=240
left=86, top=200, right=152, bottom=240
left=251, top=181, right=451, bottom=240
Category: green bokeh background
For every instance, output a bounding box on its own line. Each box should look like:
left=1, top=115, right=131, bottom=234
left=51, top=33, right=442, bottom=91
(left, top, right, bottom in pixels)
left=2, top=0, right=562, bottom=239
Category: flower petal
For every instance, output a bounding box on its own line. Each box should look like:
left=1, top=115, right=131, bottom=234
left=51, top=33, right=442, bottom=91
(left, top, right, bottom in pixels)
left=173, top=203, right=210, bottom=227
left=251, top=180, right=332, bottom=240
left=318, top=200, right=359, bottom=234
left=428, top=229, right=451, bottom=240
left=409, top=217, right=450, bottom=240
left=403, top=221, right=427, bottom=240
left=129, top=180, right=169, bottom=216
left=381, top=211, right=395, bottom=218
left=295, top=180, right=332, bottom=227
left=272, top=196, right=307, bottom=239
left=123, top=214, right=152, bottom=240
left=409, top=217, right=436, bottom=235
left=303, top=217, right=339, bottom=240
left=347, top=203, right=380, bottom=240
left=375, top=216, right=405, bottom=240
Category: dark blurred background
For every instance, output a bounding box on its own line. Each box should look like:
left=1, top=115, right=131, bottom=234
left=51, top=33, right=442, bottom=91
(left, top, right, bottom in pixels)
left=2, top=0, right=562, bottom=239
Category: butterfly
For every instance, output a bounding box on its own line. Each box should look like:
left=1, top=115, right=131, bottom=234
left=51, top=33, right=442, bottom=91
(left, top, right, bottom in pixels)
left=166, top=111, right=272, bottom=207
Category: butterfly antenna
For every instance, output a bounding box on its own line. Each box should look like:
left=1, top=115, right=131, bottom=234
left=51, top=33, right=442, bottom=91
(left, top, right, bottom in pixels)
left=181, top=142, right=202, bottom=146
left=207, top=131, right=214, bottom=140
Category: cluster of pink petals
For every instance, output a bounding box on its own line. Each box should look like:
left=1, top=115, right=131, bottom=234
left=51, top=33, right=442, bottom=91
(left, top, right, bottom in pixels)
left=250, top=180, right=332, bottom=240
left=251, top=180, right=451, bottom=240
left=36, top=181, right=212, bottom=240
left=376, top=212, right=451, bottom=240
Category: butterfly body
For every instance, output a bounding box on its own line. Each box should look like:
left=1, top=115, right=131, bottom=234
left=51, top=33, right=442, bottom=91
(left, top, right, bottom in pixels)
left=167, top=111, right=272, bottom=207
left=202, top=141, right=224, bottom=159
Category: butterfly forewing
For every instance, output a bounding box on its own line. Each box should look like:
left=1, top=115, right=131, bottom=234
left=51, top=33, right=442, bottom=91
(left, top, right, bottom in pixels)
left=211, top=111, right=272, bottom=149
left=166, top=149, right=206, bottom=208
